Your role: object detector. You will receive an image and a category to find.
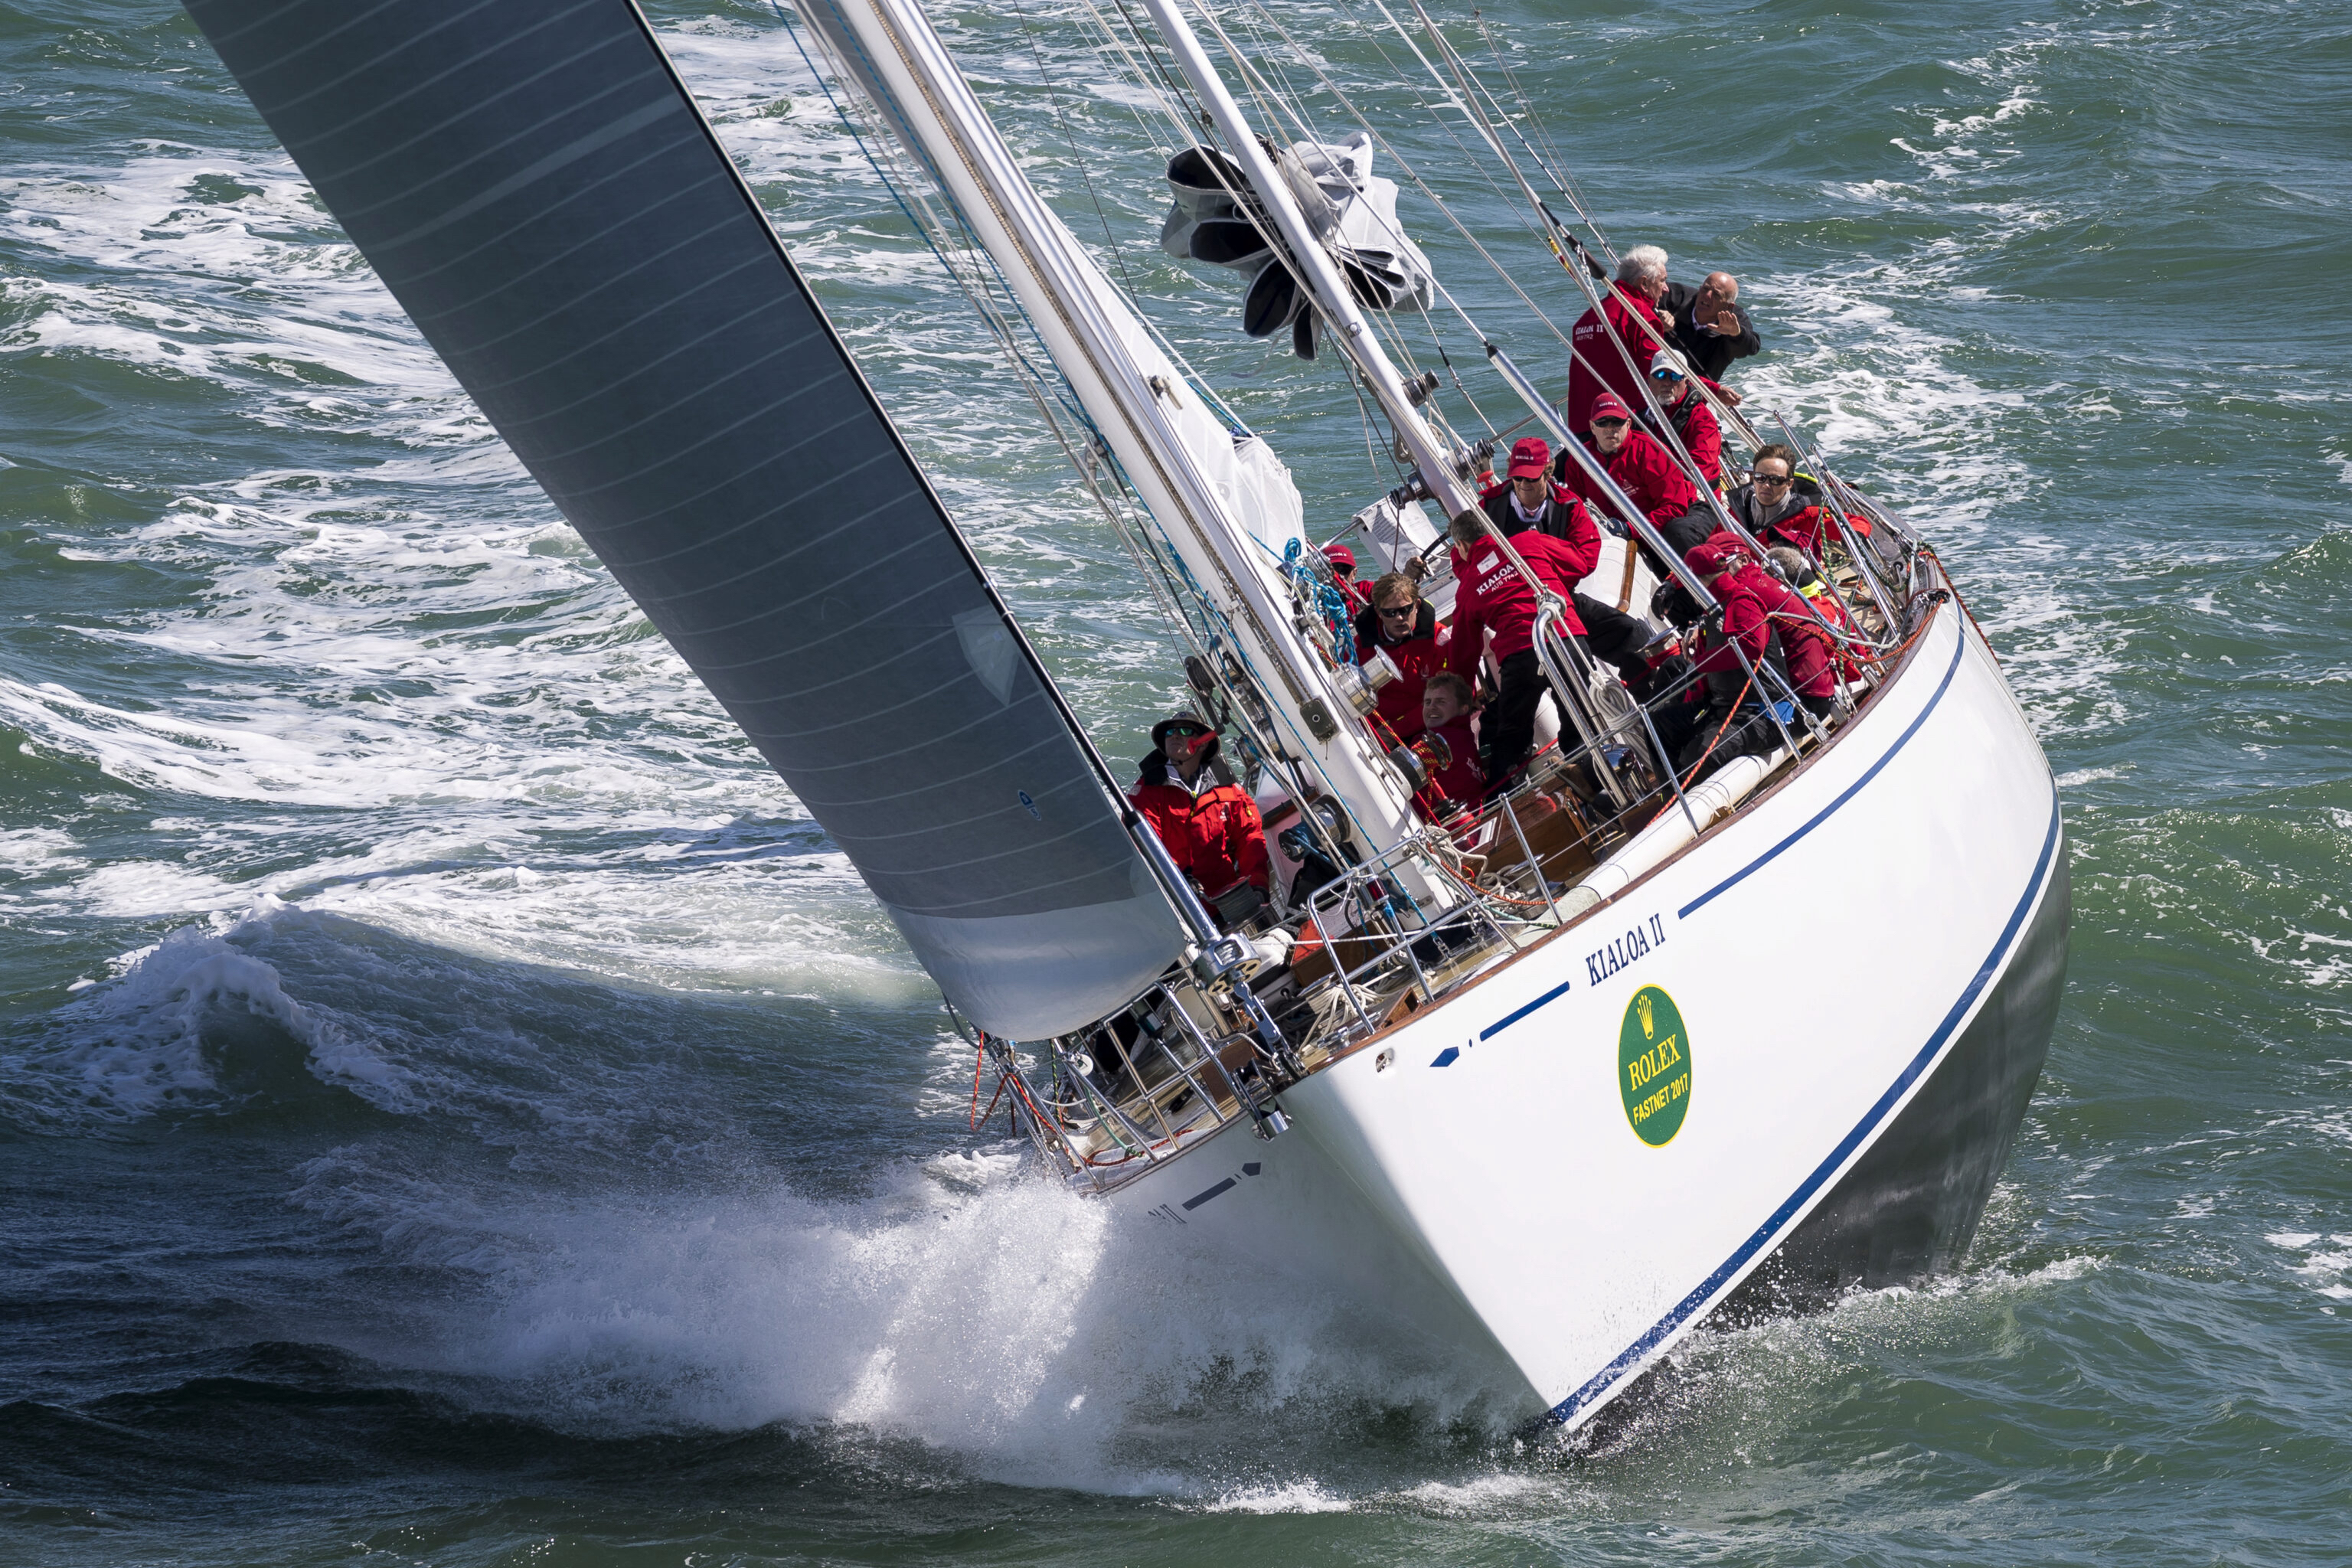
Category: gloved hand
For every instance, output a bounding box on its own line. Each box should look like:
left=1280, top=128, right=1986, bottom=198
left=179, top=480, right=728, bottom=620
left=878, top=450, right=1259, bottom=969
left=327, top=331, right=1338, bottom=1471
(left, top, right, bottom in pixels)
left=1651, top=580, right=1701, bottom=628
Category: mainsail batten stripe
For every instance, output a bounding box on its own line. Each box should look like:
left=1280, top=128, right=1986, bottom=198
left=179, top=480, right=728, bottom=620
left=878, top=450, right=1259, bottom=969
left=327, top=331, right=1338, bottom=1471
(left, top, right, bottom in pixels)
left=184, top=0, right=1184, bottom=1038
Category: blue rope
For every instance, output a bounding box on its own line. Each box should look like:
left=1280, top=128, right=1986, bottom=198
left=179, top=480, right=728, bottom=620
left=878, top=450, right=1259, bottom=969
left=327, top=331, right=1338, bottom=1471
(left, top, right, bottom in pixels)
left=1282, top=539, right=1357, bottom=665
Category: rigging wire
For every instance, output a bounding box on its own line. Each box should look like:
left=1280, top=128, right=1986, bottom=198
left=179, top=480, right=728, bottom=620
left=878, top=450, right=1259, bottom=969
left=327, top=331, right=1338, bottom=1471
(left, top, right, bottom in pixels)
left=786, top=2, right=1400, bottom=862
left=1230, top=0, right=1581, bottom=359
left=1009, top=0, right=1148, bottom=302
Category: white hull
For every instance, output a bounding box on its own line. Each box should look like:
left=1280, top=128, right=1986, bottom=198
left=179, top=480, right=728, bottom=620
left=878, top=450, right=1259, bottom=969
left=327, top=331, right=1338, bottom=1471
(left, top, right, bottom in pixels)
left=1112, top=596, right=2069, bottom=1426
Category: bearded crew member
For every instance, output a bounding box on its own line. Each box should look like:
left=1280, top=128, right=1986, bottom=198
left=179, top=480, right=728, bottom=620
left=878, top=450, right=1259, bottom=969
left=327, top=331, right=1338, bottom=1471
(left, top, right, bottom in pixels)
left=1128, top=711, right=1269, bottom=929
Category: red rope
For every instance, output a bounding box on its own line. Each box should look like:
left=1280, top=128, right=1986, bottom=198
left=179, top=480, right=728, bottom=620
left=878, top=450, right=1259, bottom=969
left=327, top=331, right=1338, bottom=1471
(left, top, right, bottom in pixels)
left=1678, top=669, right=1754, bottom=789
left=967, top=1033, right=987, bottom=1131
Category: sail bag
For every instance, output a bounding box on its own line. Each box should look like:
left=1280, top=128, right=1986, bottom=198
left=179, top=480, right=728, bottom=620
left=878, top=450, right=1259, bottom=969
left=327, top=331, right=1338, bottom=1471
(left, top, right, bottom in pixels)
left=181, top=0, right=1187, bottom=1041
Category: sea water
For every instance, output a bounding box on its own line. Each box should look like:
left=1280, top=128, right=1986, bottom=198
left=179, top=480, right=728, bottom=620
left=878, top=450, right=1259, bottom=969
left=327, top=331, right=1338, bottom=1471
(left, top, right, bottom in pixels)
left=4, top=0, right=2350, bottom=1561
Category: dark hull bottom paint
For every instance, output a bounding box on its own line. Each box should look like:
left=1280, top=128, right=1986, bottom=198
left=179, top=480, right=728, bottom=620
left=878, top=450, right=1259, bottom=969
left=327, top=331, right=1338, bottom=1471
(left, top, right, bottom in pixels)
left=1566, top=844, right=2069, bottom=1446
left=1723, top=841, right=2073, bottom=1320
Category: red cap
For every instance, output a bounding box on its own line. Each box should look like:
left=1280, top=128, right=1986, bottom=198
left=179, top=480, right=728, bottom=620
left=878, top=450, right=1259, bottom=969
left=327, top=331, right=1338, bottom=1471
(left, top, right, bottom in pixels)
left=1685, top=541, right=1746, bottom=578
left=1506, top=436, right=1550, bottom=479
left=1321, top=542, right=1356, bottom=573
left=1588, top=391, right=1633, bottom=426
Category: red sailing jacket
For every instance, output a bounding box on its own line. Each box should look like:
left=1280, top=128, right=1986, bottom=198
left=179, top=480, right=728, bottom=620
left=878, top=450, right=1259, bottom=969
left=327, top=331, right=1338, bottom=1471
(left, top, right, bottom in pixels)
left=1446, top=528, right=1596, bottom=682
left=1558, top=426, right=1699, bottom=535
left=1800, top=580, right=1868, bottom=683
left=1682, top=541, right=1772, bottom=688
left=1129, top=759, right=1268, bottom=897
left=1476, top=478, right=1609, bottom=590
left=1354, top=601, right=1452, bottom=742
left=1647, top=393, right=1723, bottom=489
left=1406, top=714, right=1482, bottom=816
left=1566, top=286, right=1669, bottom=433
left=1736, top=566, right=1838, bottom=699
left=1759, top=503, right=1828, bottom=554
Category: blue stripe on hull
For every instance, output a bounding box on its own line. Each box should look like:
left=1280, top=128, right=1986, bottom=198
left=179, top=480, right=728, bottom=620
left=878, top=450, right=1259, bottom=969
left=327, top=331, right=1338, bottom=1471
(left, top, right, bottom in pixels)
left=1680, top=622, right=1968, bottom=920
left=1550, top=784, right=2066, bottom=1425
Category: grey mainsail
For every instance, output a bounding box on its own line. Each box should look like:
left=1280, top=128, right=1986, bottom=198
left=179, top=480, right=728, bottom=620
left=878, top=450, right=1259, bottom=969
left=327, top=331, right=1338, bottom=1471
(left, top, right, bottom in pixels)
left=182, top=0, right=1186, bottom=1040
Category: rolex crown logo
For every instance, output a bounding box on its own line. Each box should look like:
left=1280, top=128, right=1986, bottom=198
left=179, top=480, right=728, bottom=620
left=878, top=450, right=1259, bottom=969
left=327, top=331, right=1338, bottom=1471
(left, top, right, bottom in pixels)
left=1637, top=991, right=1655, bottom=1039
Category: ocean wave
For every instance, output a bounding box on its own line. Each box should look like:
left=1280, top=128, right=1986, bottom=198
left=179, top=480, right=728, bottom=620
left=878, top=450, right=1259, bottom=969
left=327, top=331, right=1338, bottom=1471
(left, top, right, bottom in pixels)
left=0, top=904, right=421, bottom=1129
left=268, top=1134, right=1528, bottom=1494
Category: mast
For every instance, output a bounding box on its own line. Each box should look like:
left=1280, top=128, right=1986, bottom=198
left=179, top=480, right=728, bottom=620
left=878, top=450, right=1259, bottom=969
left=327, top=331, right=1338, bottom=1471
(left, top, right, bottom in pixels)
left=802, top=0, right=1425, bottom=860
left=1136, top=0, right=1635, bottom=805
left=1138, top=0, right=1478, bottom=530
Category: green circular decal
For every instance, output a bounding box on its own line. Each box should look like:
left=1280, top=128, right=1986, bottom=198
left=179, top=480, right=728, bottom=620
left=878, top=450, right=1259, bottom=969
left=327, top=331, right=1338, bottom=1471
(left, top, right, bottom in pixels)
left=1619, top=985, right=1692, bottom=1146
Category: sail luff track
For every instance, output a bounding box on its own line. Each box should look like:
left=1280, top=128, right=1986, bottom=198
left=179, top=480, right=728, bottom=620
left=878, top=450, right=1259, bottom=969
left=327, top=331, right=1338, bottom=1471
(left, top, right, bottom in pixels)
left=183, top=0, right=1186, bottom=1040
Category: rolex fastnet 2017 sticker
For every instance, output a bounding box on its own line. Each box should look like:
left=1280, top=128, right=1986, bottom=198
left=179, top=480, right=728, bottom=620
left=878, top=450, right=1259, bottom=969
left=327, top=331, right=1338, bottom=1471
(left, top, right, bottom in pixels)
left=1619, top=985, right=1691, bottom=1146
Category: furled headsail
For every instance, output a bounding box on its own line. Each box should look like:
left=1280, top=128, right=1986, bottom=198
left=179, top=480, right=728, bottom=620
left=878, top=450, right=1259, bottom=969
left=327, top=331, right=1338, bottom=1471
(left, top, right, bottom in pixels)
left=1160, top=133, right=1433, bottom=359
left=181, top=0, right=1187, bottom=1040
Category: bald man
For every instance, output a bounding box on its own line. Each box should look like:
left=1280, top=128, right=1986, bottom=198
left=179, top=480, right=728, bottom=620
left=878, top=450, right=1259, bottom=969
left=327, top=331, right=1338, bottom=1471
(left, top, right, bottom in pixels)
left=1664, top=271, right=1759, bottom=387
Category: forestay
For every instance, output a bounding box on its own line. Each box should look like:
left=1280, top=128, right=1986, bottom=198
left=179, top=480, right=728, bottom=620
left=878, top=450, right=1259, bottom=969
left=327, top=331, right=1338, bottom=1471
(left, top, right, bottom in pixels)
left=181, top=0, right=1187, bottom=1041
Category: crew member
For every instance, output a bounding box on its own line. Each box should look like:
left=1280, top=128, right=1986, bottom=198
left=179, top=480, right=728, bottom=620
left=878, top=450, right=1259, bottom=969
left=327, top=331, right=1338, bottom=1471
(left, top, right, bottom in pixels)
left=1481, top=436, right=1591, bottom=541
left=1353, top=570, right=1449, bottom=743
left=1699, top=532, right=1838, bottom=720
left=1645, top=541, right=1786, bottom=779
left=1485, top=436, right=1655, bottom=686
left=1445, top=508, right=1592, bottom=795
left=1769, top=544, right=1870, bottom=687
left=1556, top=391, right=1713, bottom=568
left=1322, top=542, right=1370, bottom=611
left=1129, top=710, right=1268, bottom=928
left=1662, top=271, right=1759, bottom=385
left=1642, top=347, right=1723, bottom=492
left=1407, top=671, right=1483, bottom=818
left=1566, top=244, right=1674, bottom=433
left=1726, top=444, right=1856, bottom=557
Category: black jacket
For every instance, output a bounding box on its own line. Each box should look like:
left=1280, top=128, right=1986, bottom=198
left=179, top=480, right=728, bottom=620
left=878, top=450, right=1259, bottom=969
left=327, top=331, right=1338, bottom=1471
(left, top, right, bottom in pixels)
left=1479, top=487, right=1581, bottom=541
left=1662, top=280, right=1760, bottom=381
left=1352, top=597, right=1437, bottom=655
left=1724, top=472, right=1824, bottom=531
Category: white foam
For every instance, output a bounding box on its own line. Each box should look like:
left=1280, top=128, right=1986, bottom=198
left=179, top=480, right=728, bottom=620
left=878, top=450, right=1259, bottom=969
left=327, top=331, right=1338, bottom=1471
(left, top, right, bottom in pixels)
left=271, top=1115, right=1529, bottom=1494
left=0, top=906, right=422, bottom=1125
left=1197, top=1481, right=1354, bottom=1514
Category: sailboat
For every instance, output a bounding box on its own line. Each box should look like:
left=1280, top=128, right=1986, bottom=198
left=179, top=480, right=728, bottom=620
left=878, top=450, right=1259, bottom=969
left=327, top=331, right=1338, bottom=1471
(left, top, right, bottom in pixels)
left=181, top=0, right=2069, bottom=1430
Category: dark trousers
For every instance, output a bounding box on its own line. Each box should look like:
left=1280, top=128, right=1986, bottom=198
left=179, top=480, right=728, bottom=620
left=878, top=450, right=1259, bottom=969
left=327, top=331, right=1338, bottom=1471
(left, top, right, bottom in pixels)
left=1648, top=701, right=1788, bottom=782
left=1483, top=648, right=1547, bottom=792
left=1639, top=501, right=1720, bottom=580
left=1575, top=593, right=1652, bottom=681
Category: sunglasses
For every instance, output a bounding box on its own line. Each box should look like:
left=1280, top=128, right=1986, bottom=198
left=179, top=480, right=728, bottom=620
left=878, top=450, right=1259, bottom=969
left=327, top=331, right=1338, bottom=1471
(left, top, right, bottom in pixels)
left=1377, top=603, right=1417, bottom=619
left=1164, top=724, right=1207, bottom=738
left=1650, top=368, right=1684, bottom=381
left=1591, top=417, right=1629, bottom=430
left=1751, top=473, right=1792, bottom=488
